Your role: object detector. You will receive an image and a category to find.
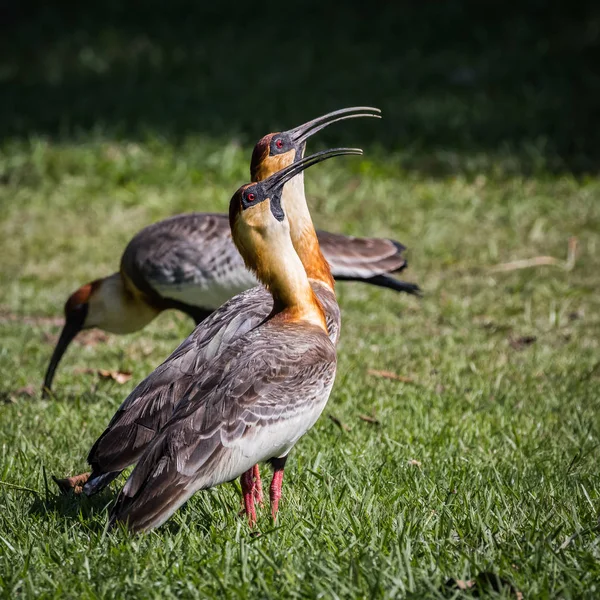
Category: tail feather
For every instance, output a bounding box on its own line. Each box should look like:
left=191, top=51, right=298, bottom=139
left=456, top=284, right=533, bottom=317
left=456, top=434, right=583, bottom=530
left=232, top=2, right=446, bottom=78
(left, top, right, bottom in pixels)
left=108, top=432, right=223, bottom=533
left=82, top=470, right=121, bottom=496
left=339, top=274, right=422, bottom=297
left=317, top=230, right=412, bottom=280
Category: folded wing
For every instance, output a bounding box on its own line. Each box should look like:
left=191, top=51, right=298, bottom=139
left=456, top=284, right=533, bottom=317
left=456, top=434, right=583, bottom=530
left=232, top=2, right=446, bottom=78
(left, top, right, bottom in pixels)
left=110, top=321, right=337, bottom=532
left=87, top=286, right=272, bottom=474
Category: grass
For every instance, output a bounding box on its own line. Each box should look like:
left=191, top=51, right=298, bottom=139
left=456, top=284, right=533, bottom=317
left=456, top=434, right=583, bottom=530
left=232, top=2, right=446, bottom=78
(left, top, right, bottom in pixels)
left=1, top=2, right=600, bottom=598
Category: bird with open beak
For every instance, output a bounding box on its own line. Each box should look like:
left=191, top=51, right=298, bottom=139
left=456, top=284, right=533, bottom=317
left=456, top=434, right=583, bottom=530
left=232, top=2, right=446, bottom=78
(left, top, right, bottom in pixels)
left=43, top=107, right=419, bottom=396
left=104, top=148, right=358, bottom=531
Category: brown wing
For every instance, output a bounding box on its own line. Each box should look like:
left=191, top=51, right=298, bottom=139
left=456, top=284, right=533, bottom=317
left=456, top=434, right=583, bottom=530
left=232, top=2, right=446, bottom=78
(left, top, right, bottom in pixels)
left=87, top=285, right=273, bottom=473
left=316, top=230, right=408, bottom=278
left=110, top=321, right=337, bottom=532
left=122, top=214, right=418, bottom=311
left=121, top=213, right=257, bottom=310
left=86, top=282, right=339, bottom=478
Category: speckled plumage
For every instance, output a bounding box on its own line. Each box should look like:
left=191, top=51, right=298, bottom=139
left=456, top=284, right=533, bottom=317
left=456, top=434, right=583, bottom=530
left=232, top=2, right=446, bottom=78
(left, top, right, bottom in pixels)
left=83, top=280, right=339, bottom=494
left=109, top=320, right=336, bottom=532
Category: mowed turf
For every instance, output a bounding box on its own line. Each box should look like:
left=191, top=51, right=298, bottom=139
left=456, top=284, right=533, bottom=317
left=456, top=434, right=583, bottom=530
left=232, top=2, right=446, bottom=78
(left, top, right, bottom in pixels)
left=1, top=138, right=599, bottom=598
left=1, top=3, right=600, bottom=598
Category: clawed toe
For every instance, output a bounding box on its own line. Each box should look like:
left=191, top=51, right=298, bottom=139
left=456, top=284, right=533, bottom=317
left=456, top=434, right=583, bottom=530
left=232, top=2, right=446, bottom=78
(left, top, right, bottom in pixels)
left=52, top=472, right=91, bottom=495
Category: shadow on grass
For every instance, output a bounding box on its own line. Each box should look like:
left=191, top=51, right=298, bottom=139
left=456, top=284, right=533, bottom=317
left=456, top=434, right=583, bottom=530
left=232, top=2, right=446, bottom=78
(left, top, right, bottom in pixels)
left=2, top=0, right=599, bottom=175
left=28, top=478, right=221, bottom=535
left=28, top=487, right=115, bottom=531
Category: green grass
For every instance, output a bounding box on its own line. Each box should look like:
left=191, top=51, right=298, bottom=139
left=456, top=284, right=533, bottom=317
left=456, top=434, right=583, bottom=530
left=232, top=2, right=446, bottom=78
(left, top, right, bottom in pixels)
left=1, top=2, right=600, bottom=598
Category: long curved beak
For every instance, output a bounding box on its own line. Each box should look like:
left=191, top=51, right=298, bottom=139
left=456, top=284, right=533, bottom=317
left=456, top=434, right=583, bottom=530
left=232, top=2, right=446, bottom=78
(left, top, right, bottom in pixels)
left=42, top=306, right=87, bottom=397
left=265, top=147, right=363, bottom=193
left=289, top=107, right=381, bottom=145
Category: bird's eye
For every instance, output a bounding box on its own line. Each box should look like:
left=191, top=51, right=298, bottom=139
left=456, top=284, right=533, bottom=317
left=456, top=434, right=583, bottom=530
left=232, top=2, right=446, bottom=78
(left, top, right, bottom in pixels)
left=246, top=192, right=256, bottom=202
left=275, top=138, right=284, bottom=149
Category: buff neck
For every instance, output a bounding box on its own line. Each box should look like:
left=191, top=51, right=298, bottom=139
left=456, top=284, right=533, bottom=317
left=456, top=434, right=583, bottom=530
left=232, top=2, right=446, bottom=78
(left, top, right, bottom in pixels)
left=232, top=207, right=327, bottom=332
left=281, top=171, right=334, bottom=291
left=85, top=272, right=160, bottom=334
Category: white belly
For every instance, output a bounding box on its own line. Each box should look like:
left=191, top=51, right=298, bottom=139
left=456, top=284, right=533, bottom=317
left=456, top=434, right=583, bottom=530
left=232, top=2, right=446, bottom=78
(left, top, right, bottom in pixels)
left=152, top=269, right=259, bottom=310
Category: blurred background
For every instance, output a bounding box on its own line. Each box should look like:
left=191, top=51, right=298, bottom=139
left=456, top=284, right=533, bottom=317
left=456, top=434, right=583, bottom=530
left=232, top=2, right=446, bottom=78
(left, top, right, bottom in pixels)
left=2, top=0, right=598, bottom=175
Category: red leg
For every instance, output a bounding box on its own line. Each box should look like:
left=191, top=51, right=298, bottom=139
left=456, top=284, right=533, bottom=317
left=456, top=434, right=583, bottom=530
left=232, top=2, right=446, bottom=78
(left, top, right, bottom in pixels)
left=253, top=464, right=263, bottom=505
left=240, top=468, right=257, bottom=527
left=269, top=456, right=287, bottom=521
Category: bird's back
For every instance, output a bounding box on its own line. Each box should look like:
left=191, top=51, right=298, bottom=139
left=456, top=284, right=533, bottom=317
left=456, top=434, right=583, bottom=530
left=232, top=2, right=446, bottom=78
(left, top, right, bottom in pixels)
left=121, top=213, right=257, bottom=311
left=120, top=213, right=415, bottom=315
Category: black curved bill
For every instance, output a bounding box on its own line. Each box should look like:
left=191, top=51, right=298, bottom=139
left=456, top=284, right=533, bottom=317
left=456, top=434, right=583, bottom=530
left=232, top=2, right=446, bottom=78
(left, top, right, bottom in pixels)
left=265, top=147, right=363, bottom=192
left=289, top=107, right=381, bottom=144
left=42, top=305, right=87, bottom=397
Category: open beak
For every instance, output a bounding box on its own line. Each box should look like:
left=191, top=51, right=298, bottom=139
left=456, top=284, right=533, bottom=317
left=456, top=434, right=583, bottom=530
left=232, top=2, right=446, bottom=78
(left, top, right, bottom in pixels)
left=265, top=147, right=363, bottom=194
left=42, top=305, right=87, bottom=397
left=289, top=107, right=381, bottom=145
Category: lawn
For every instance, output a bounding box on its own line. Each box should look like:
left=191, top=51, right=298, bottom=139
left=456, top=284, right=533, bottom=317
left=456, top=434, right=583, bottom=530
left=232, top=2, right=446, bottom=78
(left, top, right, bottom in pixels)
left=1, top=2, right=600, bottom=598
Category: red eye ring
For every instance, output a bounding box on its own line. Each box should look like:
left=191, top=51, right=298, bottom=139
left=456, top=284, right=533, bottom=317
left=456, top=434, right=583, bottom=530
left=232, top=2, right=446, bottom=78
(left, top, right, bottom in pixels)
left=246, top=192, right=256, bottom=202
left=275, top=138, right=284, bottom=149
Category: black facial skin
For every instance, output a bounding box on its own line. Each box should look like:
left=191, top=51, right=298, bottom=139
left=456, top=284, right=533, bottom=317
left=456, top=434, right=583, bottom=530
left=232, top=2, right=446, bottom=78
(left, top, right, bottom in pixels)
left=240, top=147, right=363, bottom=224
left=269, top=133, right=293, bottom=156
left=293, top=140, right=307, bottom=162
left=241, top=184, right=285, bottom=222
left=269, top=133, right=306, bottom=163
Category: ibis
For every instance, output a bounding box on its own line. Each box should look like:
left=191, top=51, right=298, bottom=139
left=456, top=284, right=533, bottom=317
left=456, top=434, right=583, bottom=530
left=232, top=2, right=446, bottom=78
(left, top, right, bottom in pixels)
left=43, top=107, right=419, bottom=395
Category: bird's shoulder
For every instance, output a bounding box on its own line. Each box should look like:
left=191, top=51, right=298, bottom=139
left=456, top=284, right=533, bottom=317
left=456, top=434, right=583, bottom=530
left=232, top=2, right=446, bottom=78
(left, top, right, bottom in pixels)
left=168, top=318, right=337, bottom=425
left=121, top=213, right=243, bottom=289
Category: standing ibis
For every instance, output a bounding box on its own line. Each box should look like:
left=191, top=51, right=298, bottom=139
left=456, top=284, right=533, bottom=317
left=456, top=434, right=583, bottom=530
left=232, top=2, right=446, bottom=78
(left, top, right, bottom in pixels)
left=43, top=107, right=419, bottom=395
left=83, top=148, right=357, bottom=531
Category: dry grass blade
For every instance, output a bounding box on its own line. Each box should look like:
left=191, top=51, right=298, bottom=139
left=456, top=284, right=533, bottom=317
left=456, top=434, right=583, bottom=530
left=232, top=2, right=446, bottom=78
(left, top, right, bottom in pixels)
left=491, top=256, right=562, bottom=272
left=358, top=414, right=380, bottom=425
left=97, top=369, right=133, bottom=384
left=367, top=369, right=415, bottom=384
left=13, top=385, right=36, bottom=398
left=329, top=415, right=351, bottom=432
left=491, top=237, right=578, bottom=273
left=73, top=368, right=133, bottom=384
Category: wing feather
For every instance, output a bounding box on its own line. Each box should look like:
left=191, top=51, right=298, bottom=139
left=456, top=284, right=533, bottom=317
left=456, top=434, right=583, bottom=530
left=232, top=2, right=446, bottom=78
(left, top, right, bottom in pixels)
left=317, top=230, right=408, bottom=278
left=122, top=213, right=257, bottom=309
left=123, top=213, right=411, bottom=308
left=88, top=282, right=337, bottom=475
left=110, top=322, right=336, bottom=532
left=87, top=286, right=273, bottom=472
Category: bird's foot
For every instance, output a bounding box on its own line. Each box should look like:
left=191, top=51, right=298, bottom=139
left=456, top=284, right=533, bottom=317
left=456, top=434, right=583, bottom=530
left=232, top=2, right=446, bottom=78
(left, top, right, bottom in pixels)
left=52, top=472, right=91, bottom=495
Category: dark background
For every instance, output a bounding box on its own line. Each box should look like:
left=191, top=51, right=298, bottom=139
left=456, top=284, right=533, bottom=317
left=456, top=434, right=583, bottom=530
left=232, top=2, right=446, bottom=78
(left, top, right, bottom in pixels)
left=2, top=0, right=599, bottom=175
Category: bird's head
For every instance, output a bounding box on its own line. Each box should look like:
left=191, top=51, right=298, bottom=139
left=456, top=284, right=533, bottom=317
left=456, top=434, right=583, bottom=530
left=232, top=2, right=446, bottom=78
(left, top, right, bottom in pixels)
left=250, top=107, right=380, bottom=182
left=231, top=147, right=363, bottom=282
left=42, top=274, right=158, bottom=395
left=41, top=280, right=100, bottom=396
